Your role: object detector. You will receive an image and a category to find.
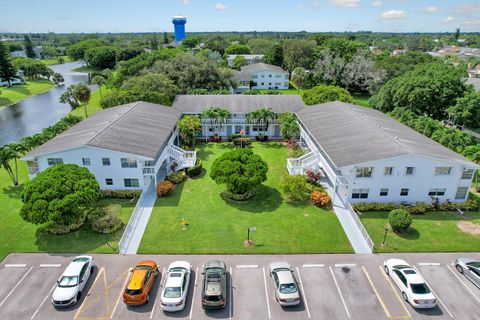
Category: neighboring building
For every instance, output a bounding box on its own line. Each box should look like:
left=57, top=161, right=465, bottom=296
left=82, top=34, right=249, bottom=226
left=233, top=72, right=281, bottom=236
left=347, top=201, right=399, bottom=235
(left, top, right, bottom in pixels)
left=226, top=54, right=264, bottom=67
left=291, top=101, right=478, bottom=204
left=391, top=49, right=407, bottom=56
left=172, top=16, right=187, bottom=42
left=430, top=46, right=480, bottom=60
left=231, top=63, right=289, bottom=93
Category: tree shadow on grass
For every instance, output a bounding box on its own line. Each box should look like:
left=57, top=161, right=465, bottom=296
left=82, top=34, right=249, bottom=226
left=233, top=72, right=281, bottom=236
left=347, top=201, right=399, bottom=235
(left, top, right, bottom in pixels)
left=1, top=184, right=24, bottom=198
left=394, top=227, right=420, bottom=240
left=0, top=96, right=13, bottom=106
left=222, top=184, right=283, bottom=213
left=156, top=181, right=185, bottom=207
left=256, top=142, right=284, bottom=149
left=11, top=86, right=31, bottom=95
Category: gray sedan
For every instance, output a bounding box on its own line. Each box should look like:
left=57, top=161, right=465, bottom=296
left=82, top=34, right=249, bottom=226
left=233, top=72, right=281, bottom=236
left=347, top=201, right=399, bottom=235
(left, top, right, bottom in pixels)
left=268, top=262, right=301, bottom=306
left=455, top=257, right=480, bottom=288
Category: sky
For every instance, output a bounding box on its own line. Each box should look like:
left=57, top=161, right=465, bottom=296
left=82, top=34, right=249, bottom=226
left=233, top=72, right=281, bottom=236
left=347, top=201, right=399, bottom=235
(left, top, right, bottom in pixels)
left=0, top=0, right=479, bottom=33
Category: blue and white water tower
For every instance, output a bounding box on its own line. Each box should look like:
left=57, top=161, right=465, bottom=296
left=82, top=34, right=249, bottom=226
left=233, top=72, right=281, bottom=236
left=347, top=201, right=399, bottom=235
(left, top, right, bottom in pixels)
left=172, top=16, right=187, bottom=42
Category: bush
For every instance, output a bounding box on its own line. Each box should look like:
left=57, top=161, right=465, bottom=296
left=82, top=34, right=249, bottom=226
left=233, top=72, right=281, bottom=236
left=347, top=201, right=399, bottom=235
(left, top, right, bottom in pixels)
left=102, top=189, right=142, bottom=199
left=156, top=181, right=174, bottom=197
left=41, top=213, right=87, bottom=235
left=352, top=202, right=399, bottom=212
left=228, top=133, right=242, bottom=141
left=289, top=147, right=306, bottom=158
left=409, top=202, right=431, bottom=215
left=306, top=181, right=325, bottom=193
left=389, top=209, right=412, bottom=233
left=167, top=171, right=186, bottom=184
left=305, top=169, right=322, bottom=183
left=457, top=199, right=478, bottom=211
left=232, top=137, right=252, bottom=148
left=187, top=159, right=203, bottom=177
left=221, top=189, right=256, bottom=201
left=255, top=135, right=269, bottom=142
left=281, top=175, right=309, bottom=202
left=90, top=204, right=123, bottom=234
left=311, top=191, right=331, bottom=208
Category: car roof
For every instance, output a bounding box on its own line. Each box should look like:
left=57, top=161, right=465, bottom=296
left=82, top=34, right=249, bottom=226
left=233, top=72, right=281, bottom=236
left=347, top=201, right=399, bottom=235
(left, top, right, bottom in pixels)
left=165, top=270, right=184, bottom=287
left=204, top=260, right=226, bottom=271
left=127, top=269, right=148, bottom=290
left=168, top=261, right=191, bottom=271
left=275, top=269, right=295, bottom=284
left=63, top=257, right=90, bottom=276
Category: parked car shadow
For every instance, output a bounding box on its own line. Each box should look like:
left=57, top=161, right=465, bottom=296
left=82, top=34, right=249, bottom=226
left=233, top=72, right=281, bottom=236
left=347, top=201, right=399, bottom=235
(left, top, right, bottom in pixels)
left=413, top=305, right=444, bottom=316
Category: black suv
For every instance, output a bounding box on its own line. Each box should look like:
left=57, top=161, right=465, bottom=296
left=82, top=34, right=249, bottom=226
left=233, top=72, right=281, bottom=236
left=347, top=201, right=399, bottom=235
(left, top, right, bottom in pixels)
left=201, top=260, right=227, bottom=309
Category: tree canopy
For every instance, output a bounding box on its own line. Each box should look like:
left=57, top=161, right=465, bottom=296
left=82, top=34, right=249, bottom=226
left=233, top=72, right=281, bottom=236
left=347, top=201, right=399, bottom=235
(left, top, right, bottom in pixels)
left=84, top=46, right=117, bottom=69
left=20, top=164, right=102, bottom=234
left=302, top=85, right=354, bottom=105
left=447, top=90, right=480, bottom=128
left=67, top=39, right=104, bottom=62
left=225, top=44, right=252, bottom=55
left=0, top=41, right=17, bottom=84
left=210, top=149, right=268, bottom=195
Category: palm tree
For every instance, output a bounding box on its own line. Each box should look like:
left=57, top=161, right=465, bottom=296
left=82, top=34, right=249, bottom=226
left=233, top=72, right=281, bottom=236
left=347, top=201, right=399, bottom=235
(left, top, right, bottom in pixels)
left=92, top=75, right=105, bottom=98
left=0, top=143, right=26, bottom=186
left=202, top=107, right=219, bottom=142
left=215, top=107, right=231, bottom=136
left=73, top=83, right=91, bottom=118
left=177, top=115, right=201, bottom=148
left=291, top=67, right=307, bottom=94
left=257, top=107, right=276, bottom=136
left=59, top=84, right=80, bottom=108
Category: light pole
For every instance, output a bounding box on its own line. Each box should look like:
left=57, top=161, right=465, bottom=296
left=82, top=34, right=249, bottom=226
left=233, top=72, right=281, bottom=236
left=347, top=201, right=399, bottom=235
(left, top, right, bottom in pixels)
left=381, top=228, right=389, bottom=247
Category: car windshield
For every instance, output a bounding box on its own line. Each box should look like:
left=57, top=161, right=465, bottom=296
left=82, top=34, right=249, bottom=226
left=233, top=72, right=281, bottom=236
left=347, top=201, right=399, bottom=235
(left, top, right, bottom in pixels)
left=58, top=276, right=79, bottom=288
left=279, top=283, right=297, bottom=294
left=164, top=287, right=181, bottom=298
left=134, top=265, right=152, bottom=271
left=411, top=283, right=430, bottom=294
left=468, top=262, right=480, bottom=268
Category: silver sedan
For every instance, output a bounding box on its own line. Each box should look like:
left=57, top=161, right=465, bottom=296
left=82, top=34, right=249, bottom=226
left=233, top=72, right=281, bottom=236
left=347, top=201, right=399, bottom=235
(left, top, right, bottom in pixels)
left=268, top=262, right=301, bottom=306
left=455, top=257, right=480, bottom=288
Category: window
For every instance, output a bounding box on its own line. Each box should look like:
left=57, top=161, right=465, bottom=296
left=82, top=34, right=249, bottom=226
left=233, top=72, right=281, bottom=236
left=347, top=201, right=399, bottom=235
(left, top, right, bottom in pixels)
left=47, top=158, right=63, bottom=166
left=455, top=187, right=469, bottom=200
left=384, top=167, right=393, bottom=175
left=252, top=75, right=257, bottom=79
left=285, top=74, right=289, bottom=79
left=79, top=263, right=88, bottom=281
left=269, top=74, right=272, bottom=78
left=355, top=167, right=373, bottom=178
left=261, top=82, right=264, bottom=85
left=435, top=167, right=451, bottom=175
left=269, top=82, right=272, bottom=85
left=105, top=178, right=113, bottom=186
left=102, top=158, right=110, bottom=166
left=405, top=167, right=414, bottom=175
left=82, top=158, right=91, bottom=166
left=400, top=188, right=409, bottom=196
left=275, top=74, right=281, bottom=78
left=379, top=188, right=389, bottom=196
left=144, top=160, right=155, bottom=167
left=352, top=188, right=369, bottom=199
left=275, top=82, right=281, bottom=86
left=124, top=178, right=139, bottom=188
left=428, top=188, right=446, bottom=196
left=462, top=169, right=474, bottom=179
left=121, top=158, right=137, bottom=168
left=261, top=75, right=265, bottom=78
left=284, top=82, right=288, bottom=87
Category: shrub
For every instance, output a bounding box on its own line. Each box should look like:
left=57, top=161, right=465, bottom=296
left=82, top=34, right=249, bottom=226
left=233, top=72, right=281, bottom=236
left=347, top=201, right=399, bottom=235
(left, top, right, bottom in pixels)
left=456, top=199, right=478, bottom=211
left=438, top=200, right=456, bottom=211
left=102, top=189, right=142, bottom=199
left=305, top=169, right=322, bottom=183
left=41, top=213, right=87, bottom=235
left=187, top=159, right=203, bottom=177
left=255, top=135, right=269, bottom=142
left=232, top=137, right=252, bottom=148
left=289, top=147, right=306, bottom=158
left=352, top=202, right=398, bottom=212
left=228, top=133, right=242, bottom=141
left=311, top=191, right=332, bottom=208
left=281, top=175, right=309, bottom=202
left=306, top=181, right=325, bottom=193
left=156, top=181, right=174, bottom=197
left=389, top=209, right=412, bottom=233
left=167, top=171, right=186, bottom=184
left=221, top=189, right=256, bottom=201
left=90, top=204, right=123, bottom=234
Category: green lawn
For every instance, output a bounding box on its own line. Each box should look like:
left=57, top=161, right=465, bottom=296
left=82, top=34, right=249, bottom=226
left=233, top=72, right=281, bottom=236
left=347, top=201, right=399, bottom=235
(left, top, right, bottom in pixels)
left=139, top=142, right=353, bottom=254
left=0, top=161, right=136, bottom=262
left=72, top=65, right=106, bottom=73
left=360, top=211, right=480, bottom=253
left=69, top=86, right=110, bottom=118
left=40, top=56, right=72, bottom=65
left=352, top=92, right=371, bottom=108
left=0, top=80, right=56, bottom=107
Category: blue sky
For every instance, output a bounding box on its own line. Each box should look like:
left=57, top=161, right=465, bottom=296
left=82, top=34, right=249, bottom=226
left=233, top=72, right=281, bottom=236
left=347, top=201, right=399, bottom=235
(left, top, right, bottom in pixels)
left=1, top=0, right=479, bottom=33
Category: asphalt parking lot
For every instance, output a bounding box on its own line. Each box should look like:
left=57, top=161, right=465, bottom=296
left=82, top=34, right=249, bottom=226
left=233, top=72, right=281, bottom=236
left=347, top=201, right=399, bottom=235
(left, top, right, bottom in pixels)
left=0, top=253, right=479, bottom=320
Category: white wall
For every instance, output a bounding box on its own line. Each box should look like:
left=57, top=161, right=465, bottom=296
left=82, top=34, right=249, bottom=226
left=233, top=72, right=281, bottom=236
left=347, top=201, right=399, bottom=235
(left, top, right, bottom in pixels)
left=337, top=154, right=476, bottom=203
left=251, top=71, right=289, bottom=90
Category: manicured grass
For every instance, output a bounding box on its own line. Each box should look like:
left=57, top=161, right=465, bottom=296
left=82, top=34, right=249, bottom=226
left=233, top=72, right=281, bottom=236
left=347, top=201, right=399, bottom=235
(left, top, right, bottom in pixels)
left=69, top=86, right=111, bottom=118
left=360, top=211, right=480, bottom=253
left=0, top=80, right=56, bottom=107
left=352, top=92, right=371, bottom=108
left=258, top=88, right=303, bottom=95
left=40, top=56, right=72, bottom=65
left=72, top=65, right=106, bottom=73
left=0, top=161, right=136, bottom=262
left=139, top=142, right=353, bottom=254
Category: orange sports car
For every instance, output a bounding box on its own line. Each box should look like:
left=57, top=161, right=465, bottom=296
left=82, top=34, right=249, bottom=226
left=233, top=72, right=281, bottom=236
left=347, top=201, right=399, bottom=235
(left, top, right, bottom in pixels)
left=123, top=260, right=159, bottom=305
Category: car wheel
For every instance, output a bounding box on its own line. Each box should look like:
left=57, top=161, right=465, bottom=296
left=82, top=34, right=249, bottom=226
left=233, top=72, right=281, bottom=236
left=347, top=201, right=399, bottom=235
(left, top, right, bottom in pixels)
left=91, top=265, right=94, bottom=274
left=456, top=265, right=464, bottom=274
left=384, top=265, right=389, bottom=275
left=402, top=292, right=408, bottom=302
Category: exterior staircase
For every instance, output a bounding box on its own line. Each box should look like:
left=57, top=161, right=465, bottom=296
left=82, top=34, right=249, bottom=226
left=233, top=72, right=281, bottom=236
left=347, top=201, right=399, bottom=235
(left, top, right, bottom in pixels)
left=287, top=150, right=320, bottom=175
left=167, top=145, right=196, bottom=170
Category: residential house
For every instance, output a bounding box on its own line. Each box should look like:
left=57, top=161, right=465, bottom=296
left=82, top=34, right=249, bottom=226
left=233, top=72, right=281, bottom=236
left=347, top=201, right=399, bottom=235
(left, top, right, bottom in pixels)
left=231, top=63, right=289, bottom=93
left=226, top=54, right=264, bottom=67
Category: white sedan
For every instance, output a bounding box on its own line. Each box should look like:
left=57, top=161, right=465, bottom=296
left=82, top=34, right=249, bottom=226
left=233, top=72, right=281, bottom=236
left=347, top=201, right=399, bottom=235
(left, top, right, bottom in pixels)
left=160, top=261, right=192, bottom=312
left=268, top=262, right=301, bottom=306
left=383, top=259, right=436, bottom=309
left=52, top=256, right=95, bottom=308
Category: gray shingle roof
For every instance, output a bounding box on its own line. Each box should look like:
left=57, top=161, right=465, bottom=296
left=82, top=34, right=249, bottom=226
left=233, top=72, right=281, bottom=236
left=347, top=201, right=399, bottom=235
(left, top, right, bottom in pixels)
left=173, top=95, right=304, bottom=113
left=24, top=102, right=181, bottom=160
left=296, top=101, right=477, bottom=168
left=239, top=62, right=287, bottom=74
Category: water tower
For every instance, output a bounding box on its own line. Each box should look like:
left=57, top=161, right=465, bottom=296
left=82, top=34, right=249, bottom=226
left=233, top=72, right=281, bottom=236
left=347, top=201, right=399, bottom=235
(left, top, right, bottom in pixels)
left=172, top=16, right=187, bottom=42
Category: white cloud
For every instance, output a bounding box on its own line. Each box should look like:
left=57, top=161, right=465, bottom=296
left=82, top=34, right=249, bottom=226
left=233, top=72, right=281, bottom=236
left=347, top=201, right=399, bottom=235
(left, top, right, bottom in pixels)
left=380, top=10, right=407, bottom=19
left=463, top=18, right=480, bottom=26
left=329, top=0, right=361, bottom=8
left=297, top=3, right=305, bottom=9
left=312, top=0, right=321, bottom=7
left=421, top=6, right=439, bottom=14
left=180, top=0, right=190, bottom=5
left=214, top=3, right=227, bottom=11
left=443, top=16, right=455, bottom=24
left=454, top=4, right=480, bottom=15
left=371, top=0, right=382, bottom=7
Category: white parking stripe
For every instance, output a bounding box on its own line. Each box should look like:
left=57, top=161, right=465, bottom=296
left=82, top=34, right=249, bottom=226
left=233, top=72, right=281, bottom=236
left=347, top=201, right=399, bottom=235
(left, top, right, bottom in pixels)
left=262, top=267, right=272, bottom=319
left=39, top=264, right=61, bottom=268
left=0, top=266, right=33, bottom=307
left=30, top=282, right=56, bottom=320
left=418, top=263, right=440, bottom=266
left=5, top=264, right=27, bottom=268
left=229, top=267, right=233, bottom=320
left=302, top=264, right=325, bottom=268
left=414, top=265, right=453, bottom=318
left=236, top=265, right=258, bottom=269
left=335, top=264, right=357, bottom=268
left=329, top=266, right=351, bottom=318
left=189, top=266, right=198, bottom=320
left=295, top=267, right=311, bottom=319
left=150, top=267, right=165, bottom=319
left=446, top=264, right=480, bottom=304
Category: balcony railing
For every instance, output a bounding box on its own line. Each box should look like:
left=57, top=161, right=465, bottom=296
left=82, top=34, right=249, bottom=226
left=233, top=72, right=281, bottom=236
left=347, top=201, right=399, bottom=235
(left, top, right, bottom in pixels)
left=201, top=119, right=279, bottom=126
left=142, top=167, right=155, bottom=175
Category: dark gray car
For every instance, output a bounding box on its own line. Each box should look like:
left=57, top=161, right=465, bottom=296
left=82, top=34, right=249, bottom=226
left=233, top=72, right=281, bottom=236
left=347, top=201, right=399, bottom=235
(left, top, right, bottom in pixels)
left=455, top=257, right=480, bottom=288
left=201, top=260, right=227, bottom=309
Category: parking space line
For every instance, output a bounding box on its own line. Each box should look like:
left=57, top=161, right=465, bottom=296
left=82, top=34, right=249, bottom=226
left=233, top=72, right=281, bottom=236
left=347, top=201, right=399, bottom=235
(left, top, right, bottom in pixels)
left=378, top=265, right=412, bottom=319
left=103, top=266, right=111, bottom=318
left=189, top=266, right=198, bottom=320
left=362, top=266, right=391, bottom=318
left=39, top=264, right=61, bottom=268
left=446, top=264, right=480, bottom=304
left=109, top=268, right=131, bottom=319
left=335, top=263, right=357, bottom=268
left=262, top=267, right=272, bottom=319
left=4, top=264, right=27, bottom=268
left=75, top=266, right=104, bottom=320
left=150, top=267, right=165, bottom=320
left=236, top=264, right=258, bottom=269
left=229, top=266, right=233, bottom=320
left=295, top=267, right=311, bottom=319
left=0, top=265, right=33, bottom=307
left=418, top=263, right=440, bottom=266
left=329, top=266, right=351, bottom=318
left=302, top=264, right=324, bottom=268
left=413, top=265, right=453, bottom=319
left=30, top=282, right=56, bottom=320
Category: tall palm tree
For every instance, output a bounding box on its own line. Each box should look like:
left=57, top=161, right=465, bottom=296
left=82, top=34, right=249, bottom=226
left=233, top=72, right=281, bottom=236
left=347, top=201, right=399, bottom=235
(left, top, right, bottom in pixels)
left=257, top=107, right=276, bottom=136
left=178, top=115, right=201, bottom=148
left=215, top=107, right=231, bottom=136
left=202, top=107, right=219, bottom=142
left=59, top=84, right=79, bottom=109
left=92, top=75, right=105, bottom=98
left=73, top=83, right=91, bottom=118
left=0, top=143, right=26, bottom=186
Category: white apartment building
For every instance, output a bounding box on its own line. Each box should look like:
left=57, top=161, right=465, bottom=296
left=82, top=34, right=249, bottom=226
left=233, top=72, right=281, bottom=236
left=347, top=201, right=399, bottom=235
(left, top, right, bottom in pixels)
left=232, top=63, right=289, bottom=93
left=226, top=54, right=264, bottom=67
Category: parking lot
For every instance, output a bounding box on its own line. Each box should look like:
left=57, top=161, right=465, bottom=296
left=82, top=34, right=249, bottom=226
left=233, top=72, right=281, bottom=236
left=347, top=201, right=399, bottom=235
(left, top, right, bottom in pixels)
left=0, top=253, right=479, bottom=320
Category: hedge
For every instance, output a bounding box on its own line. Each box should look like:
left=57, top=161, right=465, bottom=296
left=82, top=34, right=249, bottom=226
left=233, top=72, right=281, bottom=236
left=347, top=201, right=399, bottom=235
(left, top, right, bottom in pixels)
left=167, top=171, right=186, bottom=184
left=102, top=189, right=142, bottom=199
left=352, top=199, right=478, bottom=214
left=187, top=159, right=203, bottom=177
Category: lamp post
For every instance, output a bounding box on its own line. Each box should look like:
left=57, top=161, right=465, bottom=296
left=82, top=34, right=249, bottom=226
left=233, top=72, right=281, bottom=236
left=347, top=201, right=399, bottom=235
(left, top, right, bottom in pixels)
left=245, top=227, right=256, bottom=246
left=381, top=228, right=389, bottom=247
